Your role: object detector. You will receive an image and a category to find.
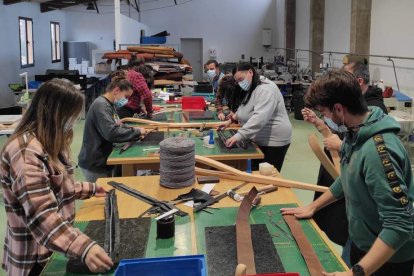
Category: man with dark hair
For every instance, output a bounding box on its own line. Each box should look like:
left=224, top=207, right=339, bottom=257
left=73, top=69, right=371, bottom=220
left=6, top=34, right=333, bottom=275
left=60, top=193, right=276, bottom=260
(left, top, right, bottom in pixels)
left=117, top=60, right=153, bottom=119
left=282, top=69, right=414, bottom=276
left=343, top=61, right=388, bottom=114
left=205, top=59, right=225, bottom=94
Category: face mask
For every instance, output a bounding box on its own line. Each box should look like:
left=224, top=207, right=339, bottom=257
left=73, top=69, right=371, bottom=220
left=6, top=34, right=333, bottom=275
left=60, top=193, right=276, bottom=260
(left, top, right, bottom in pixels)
left=114, top=97, right=128, bottom=108
left=238, top=78, right=251, bottom=91
left=207, top=69, right=216, bottom=79
left=323, top=116, right=348, bottom=133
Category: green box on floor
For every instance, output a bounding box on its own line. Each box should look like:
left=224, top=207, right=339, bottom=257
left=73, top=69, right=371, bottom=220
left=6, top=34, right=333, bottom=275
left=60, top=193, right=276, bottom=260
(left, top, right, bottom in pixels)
left=114, top=255, right=206, bottom=276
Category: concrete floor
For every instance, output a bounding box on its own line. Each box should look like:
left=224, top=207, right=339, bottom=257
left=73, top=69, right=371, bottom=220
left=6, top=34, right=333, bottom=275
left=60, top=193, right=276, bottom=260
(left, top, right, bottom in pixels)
left=0, top=113, right=338, bottom=275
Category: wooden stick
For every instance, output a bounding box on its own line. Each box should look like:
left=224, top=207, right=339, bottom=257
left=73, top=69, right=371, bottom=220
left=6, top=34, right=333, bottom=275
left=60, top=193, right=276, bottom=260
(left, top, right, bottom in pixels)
left=194, top=156, right=329, bottom=193
left=308, top=134, right=340, bottom=179
left=121, top=117, right=232, bottom=129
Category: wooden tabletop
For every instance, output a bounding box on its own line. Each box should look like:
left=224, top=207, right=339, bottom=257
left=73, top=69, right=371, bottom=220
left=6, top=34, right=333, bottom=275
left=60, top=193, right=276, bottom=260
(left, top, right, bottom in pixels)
left=76, top=175, right=347, bottom=271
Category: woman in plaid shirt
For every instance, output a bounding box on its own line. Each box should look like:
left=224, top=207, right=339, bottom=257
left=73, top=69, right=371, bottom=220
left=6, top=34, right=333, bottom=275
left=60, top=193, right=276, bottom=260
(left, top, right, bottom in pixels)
left=1, top=79, right=113, bottom=275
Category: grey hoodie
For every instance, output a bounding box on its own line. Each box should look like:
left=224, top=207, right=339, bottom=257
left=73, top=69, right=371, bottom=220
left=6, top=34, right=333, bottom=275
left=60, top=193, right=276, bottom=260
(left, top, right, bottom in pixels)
left=234, top=77, right=292, bottom=147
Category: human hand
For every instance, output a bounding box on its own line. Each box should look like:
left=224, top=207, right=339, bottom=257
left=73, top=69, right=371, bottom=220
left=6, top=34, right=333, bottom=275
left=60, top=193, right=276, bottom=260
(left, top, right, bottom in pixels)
left=280, top=204, right=316, bottom=219
left=138, top=127, right=146, bottom=137
left=94, top=186, right=108, bottom=197
left=84, top=244, right=113, bottom=273
left=301, top=108, right=318, bottom=125
left=323, top=134, right=342, bottom=151
left=322, top=270, right=352, bottom=276
left=225, top=136, right=238, bottom=148
left=218, top=119, right=232, bottom=131
left=218, top=113, right=226, bottom=121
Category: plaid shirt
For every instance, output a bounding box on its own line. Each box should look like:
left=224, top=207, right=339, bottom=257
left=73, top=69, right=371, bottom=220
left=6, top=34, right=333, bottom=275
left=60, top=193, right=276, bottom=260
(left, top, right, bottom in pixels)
left=125, top=70, right=153, bottom=115
left=1, top=133, right=96, bottom=276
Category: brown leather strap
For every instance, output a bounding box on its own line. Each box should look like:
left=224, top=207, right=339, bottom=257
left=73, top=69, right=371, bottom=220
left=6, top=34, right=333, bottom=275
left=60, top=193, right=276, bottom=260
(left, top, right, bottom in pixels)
left=317, top=125, right=341, bottom=172
left=283, top=214, right=324, bottom=276
left=236, top=187, right=258, bottom=275
left=308, top=133, right=340, bottom=179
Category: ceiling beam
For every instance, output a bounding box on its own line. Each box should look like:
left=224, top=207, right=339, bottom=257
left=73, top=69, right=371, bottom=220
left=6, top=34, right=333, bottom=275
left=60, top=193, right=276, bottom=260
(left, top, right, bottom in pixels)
left=40, top=0, right=92, bottom=13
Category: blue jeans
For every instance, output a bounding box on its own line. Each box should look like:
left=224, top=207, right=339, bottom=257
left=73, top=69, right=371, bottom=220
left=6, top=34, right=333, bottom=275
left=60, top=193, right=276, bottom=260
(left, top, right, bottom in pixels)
left=81, top=168, right=113, bottom=182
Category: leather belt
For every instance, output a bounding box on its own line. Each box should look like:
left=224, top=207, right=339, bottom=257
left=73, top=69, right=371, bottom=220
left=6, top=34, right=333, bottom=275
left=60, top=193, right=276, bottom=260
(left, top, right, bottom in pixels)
left=235, top=187, right=258, bottom=275
left=283, top=214, right=324, bottom=276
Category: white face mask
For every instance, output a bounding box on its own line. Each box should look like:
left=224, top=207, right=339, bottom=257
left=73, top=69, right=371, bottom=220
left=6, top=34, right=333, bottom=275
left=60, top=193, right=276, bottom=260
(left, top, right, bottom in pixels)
left=238, top=78, right=251, bottom=91
left=207, top=69, right=216, bottom=79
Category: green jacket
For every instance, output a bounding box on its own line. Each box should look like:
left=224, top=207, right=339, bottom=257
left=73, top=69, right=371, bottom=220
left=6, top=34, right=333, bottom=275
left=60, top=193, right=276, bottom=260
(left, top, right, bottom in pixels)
left=330, top=106, right=414, bottom=262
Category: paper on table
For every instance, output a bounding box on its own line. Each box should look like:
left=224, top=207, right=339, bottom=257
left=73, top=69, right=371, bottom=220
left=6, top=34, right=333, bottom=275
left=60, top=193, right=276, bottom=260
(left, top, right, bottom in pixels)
left=184, top=183, right=216, bottom=207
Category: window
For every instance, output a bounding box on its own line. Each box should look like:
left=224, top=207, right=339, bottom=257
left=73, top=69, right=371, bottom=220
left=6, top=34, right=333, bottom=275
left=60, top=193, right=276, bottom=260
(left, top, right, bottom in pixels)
left=50, top=22, right=61, bottom=62
left=19, top=17, right=34, bottom=68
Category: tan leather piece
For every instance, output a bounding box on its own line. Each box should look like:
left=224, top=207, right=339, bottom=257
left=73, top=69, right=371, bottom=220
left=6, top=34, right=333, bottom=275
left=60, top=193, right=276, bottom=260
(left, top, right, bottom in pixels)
left=194, top=157, right=329, bottom=193
left=316, top=126, right=341, bottom=172
left=308, top=134, right=340, bottom=179
left=283, top=214, right=325, bottom=276
left=236, top=187, right=258, bottom=275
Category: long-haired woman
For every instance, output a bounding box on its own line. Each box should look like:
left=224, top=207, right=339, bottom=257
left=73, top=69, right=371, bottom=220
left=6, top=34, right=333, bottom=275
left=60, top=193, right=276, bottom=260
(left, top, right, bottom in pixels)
left=1, top=79, right=112, bottom=275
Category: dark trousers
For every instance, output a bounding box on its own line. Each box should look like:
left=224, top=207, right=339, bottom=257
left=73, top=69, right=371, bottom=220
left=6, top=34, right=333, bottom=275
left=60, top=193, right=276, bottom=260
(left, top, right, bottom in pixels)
left=350, top=242, right=414, bottom=276
left=251, top=144, right=290, bottom=172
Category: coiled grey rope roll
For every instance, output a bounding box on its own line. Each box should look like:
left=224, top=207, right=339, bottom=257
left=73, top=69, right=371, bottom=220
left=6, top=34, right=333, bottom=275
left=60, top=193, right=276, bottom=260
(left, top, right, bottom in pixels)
left=159, top=137, right=195, bottom=188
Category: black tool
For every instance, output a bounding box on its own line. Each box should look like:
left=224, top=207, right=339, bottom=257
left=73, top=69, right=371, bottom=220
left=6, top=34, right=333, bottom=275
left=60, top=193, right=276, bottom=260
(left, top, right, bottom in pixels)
left=104, top=189, right=120, bottom=260
left=193, top=181, right=248, bottom=213
left=119, top=129, right=156, bottom=154
left=108, top=181, right=188, bottom=217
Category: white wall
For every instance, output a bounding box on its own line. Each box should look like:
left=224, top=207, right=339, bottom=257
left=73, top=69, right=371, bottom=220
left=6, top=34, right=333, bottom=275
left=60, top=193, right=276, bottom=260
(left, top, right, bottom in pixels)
left=140, top=0, right=283, bottom=64
left=370, top=0, right=414, bottom=97
left=323, top=0, right=351, bottom=68
left=0, top=3, right=66, bottom=108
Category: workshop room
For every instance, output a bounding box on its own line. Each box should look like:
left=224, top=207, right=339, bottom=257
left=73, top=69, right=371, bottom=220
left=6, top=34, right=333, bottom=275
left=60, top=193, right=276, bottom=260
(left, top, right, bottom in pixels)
left=1, top=0, right=414, bottom=275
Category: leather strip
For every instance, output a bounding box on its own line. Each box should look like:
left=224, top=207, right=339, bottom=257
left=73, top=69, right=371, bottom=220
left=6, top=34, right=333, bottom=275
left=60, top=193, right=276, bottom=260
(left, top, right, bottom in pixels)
left=317, top=125, right=341, bottom=172
left=283, top=214, right=324, bottom=276
left=194, top=156, right=329, bottom=193
left=120, top=117, right=237, bottom=129
left=236, top=187, right=258, bottom=275
left=308, top=133, right=340, bottom=179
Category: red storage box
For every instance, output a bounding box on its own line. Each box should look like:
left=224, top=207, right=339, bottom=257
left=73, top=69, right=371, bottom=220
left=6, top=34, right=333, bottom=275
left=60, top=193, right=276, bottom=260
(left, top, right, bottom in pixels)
left=182, top=96, right=206, bottom=110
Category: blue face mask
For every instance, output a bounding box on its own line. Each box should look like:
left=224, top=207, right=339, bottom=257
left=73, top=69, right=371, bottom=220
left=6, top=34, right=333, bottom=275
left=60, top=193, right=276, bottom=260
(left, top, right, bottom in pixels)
left=114, top=97, right=128, bottom=108
left=323, top=117, right=348, bottom=133
left=207, top=69, right=216, bottom=79
left=238, top=78, right=251, bottom=91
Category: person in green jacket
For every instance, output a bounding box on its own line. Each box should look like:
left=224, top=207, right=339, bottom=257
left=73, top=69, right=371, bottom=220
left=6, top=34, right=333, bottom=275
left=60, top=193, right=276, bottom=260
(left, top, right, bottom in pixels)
left=282, top=69, right=414, bottom=276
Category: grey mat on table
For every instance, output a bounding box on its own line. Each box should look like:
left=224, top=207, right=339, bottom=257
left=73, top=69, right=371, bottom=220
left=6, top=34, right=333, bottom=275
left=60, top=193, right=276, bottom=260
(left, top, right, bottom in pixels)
left=66, top=217, right=151, bottom=274
left=205, top=224, right=285, bottom=276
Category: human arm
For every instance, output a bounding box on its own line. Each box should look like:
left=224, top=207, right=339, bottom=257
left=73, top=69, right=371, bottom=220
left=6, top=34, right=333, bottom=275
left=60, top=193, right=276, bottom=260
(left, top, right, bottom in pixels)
left=323, top=134, right=342, bottom=151
left=280, top=188, right=339, bottom=218
left=131, top=72, right=153, bottom=116
left=302, top=107, right=325, bottom=129
left=94, top=103, right=142, bottom=143
left=232, top=86, right=277, bottom=142
left=10, top=145, right=110, bottom=265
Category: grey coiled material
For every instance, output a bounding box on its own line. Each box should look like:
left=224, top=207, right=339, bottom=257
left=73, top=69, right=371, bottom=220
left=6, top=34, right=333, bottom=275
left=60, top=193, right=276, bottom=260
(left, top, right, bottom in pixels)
left=159, top=137, right=195, bottom=188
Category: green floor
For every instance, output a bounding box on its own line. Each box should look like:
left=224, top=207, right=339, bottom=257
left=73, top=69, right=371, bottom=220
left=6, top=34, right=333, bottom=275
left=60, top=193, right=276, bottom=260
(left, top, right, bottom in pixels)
left=0, top=113, right=337, bottom=275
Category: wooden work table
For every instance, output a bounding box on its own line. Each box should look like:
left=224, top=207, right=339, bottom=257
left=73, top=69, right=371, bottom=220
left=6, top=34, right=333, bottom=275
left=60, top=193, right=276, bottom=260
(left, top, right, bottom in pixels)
left=73, top=175, right=347, bottom=275
left=107, top=130, right=264, bottom=176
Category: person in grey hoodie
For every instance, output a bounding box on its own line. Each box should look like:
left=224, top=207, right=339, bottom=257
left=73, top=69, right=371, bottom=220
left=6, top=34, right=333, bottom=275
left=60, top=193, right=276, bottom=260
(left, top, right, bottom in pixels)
left=220, top=63, right=292, bottom=172
left=78, top=71, right=146, bottom=182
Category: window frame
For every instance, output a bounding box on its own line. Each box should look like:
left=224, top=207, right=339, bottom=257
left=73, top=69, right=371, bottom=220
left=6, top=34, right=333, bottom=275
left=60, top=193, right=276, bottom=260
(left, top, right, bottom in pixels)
left=19, top=16, right=35, bottom=68
left=50, top=21, right=61, bottom=63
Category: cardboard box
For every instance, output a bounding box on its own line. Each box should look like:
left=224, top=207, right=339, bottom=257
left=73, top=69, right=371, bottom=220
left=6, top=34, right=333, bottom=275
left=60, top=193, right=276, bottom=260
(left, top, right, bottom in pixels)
left=95, top=62, right=112, bottom=73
